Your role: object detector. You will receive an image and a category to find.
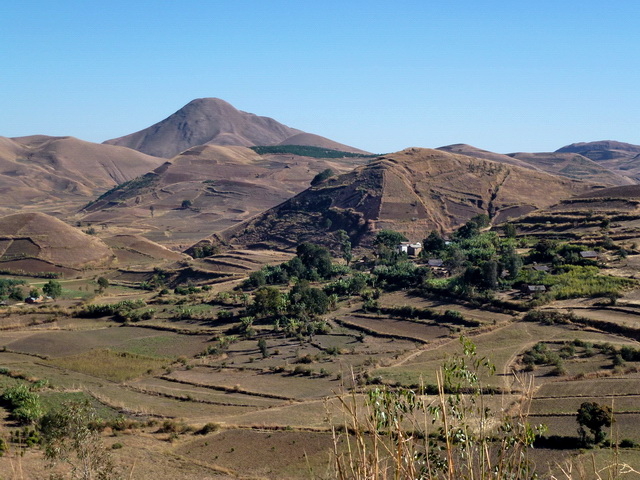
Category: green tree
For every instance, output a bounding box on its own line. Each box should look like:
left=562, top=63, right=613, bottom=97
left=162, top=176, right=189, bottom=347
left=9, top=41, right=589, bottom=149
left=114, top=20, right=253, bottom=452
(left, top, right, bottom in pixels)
left=501, top=247, right=523, bottom=279
left=289, top=282, right=330, bottom=317
left=257, top=338, right=269, bottom=358
left=97, top=277, right=109, bottom=291
left=577, top=401, right=612, bottom=445
left=422, top=230, right=446, bottom=253
left=181, top=199, right=193, bottom=209
left=296, top=243, right=333, bottom=279
left=40, top=401, right=119, bottom=479
left=43, top=280, right=63, bottom=299
left=251, top=286, right=284, bottom=317
left=29, top=287, right=40, bottom=298
left=374, top=230, right=408, bottom=250
left=502, top=223, right=517, bottom=238
left=337, top=230, right=352, bottom=265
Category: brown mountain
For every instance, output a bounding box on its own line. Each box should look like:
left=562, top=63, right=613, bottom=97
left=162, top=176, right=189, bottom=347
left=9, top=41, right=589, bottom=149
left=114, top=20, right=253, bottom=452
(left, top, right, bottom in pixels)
left=0, top=135, right=164, bottom=216
left=556, top=140, right=640, bottom=181
left=219, top=148, right=594, bottom=250
left=0, top=212, right=114, bottom=274
left=79, top=144, right=370, bottom=246
left=507, top=151, right=634, bottom=186
left=103, top=98, right=368, bottom=158
left=438, top=143, right=633, bottom=186
left=437, top=144, right=541, bottom=170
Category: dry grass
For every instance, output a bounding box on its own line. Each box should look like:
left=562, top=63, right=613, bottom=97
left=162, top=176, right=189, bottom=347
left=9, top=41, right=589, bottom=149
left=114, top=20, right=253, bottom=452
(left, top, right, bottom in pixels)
left=48, top=349, right=169, bottom=382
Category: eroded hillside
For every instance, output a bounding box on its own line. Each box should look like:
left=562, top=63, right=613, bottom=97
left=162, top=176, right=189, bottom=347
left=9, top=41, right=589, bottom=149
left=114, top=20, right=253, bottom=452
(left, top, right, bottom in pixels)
left=222, top=148, right=594, bottom=249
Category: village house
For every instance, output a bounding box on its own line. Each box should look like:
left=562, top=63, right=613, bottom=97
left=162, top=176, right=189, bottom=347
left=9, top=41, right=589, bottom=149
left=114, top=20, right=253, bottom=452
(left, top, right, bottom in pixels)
left=522, top=284, right=547, bottom=295
left=397, top=242, right=423, bottom=257
left=532, top=265, right=550, bottom=272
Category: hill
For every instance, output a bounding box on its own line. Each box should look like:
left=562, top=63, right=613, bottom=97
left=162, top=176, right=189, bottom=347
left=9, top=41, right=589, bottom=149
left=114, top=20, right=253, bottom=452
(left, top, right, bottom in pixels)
left=79, top=144, right=369, bottom=246
left=437, top=144, right=541, bottom=170
left=0, top=135, right=163, bottom=216
left=556, top=140, right=640, bottom=181
left=0, top=212, right=114, bottom=274
left=220, top=148, right=594, bottom=249
left=438, top=144, right=633, bottom=186
left=507, top=151, right=633, bottom=186
left=103, top=98, right=368, bottom=158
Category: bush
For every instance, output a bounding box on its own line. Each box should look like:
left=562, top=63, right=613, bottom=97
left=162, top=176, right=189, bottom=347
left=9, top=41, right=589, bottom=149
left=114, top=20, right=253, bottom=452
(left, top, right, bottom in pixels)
left=1, top=384, right=43, bottom=424
left=195, top=423, right=220, bottom=435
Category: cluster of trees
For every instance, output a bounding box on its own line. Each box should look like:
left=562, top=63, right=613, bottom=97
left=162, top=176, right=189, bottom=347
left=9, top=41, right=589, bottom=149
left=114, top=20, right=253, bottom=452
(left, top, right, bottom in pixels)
left=0, top=385, right=119, bottom=479
left=310, top=168, right=334, bottom=186
left=416, top=217, right=523, bottom=294
left=528, top=239, right=597, bottom=266
left=242, top=242, right=340, bottom=289
left=0, top=278, right=62, bottom=302
left=0, top=277, right=27, bottom=301
left=250, top=281, right=333, bottom=337
left=249, top=145, right=373, bottom=159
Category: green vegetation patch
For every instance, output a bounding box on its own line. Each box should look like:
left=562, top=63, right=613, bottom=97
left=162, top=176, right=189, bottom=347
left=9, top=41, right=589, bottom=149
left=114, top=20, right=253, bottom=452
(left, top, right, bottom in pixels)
left=49, top=349, right=168, bottom=382
left=538, top=265, right=635, bottom=300
left=39, top=390, right=118, bottom=419
left=250, top=145, right=375, bottom=158
left=83, top=172, right=159, bottom=210
left=112, top=334, right=208, bottom=359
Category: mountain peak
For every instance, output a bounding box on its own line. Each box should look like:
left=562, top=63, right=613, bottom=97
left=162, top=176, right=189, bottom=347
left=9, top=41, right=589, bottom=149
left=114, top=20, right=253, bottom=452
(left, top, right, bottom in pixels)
left=103, top=98, right=365, bottom=158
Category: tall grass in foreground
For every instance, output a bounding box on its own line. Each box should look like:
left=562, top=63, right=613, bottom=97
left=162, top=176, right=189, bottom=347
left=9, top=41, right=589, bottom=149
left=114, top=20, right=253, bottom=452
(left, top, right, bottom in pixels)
left=331, top=336, right=542, bottom=479
left=331, top=337, right=640, bottom=480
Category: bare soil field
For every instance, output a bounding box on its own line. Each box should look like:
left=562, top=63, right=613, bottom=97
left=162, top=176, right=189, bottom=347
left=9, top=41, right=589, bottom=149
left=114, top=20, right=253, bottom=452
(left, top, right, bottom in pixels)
left=0, top=326, right=206, bottom=358
left=380, top=291, right=517, bottom=324
left=175, top=428, right=338, bottom=479
left=529, top=413, right=640, bottom=441
left=335, top=312, right=451, bottom=343
left=165, top=366, right=340, bottom=400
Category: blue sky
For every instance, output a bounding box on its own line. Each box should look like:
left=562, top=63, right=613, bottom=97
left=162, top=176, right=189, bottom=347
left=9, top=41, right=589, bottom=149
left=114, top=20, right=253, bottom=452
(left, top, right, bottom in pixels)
left=2, top=1, right=639, bottom=153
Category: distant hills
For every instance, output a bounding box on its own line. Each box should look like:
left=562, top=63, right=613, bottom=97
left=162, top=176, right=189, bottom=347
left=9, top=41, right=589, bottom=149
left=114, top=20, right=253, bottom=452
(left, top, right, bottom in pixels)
left=219, top=148, right=594, bottom=249
left=439, top=142, right=635, bottom=186
left=79, top=144, right=369, bottom=245
left=0, top=135, right=163, bottom=216
left=556, top=140, right=640, bottom=181
left=2, top=98, right=640, bottom=250
left=103, top=98, right=369, bottom=158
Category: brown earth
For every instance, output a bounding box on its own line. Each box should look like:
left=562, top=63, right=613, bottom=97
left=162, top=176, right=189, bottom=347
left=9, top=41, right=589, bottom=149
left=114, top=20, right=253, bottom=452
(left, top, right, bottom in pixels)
left=0, top=212, right=114, bottom=270
left=557, top=140, right=640, bottom=182
left=0, top=135, right=163, bottom=216
left=103, top=98, right=369, bottom=158
left=79, top=144, right=367, bottom=246
left=221, top=147, right=595, bottom=250
left=507, top=151, right=633, bottom=186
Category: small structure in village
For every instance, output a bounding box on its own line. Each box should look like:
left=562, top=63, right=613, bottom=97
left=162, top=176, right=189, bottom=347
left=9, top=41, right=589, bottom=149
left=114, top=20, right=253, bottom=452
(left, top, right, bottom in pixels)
left=522, top=284, right=547, bottom=295
left=397, top=241, right=422, bottom=257
left=532, top=265, right=550, bottom=272
left=580, top=250, right=599, bottom=259
left=427, top=258, right=443, bottom=267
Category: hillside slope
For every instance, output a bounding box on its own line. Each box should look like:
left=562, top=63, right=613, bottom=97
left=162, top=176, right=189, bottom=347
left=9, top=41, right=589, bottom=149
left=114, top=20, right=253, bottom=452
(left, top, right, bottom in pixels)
left=0, top=212, right=114, bottom=273
left=79, top=144, right=369, bottom=246
left=507, top=151, right=633, bottom=186
left=103, top=98, right=368, bottom=158
left=220, top=148, right=594, bottom=249
left=556, top=140, right=640, bottom=181
left=437, top=143, right=633, bottom=186
left=0, top=135, right=163, bottom=216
